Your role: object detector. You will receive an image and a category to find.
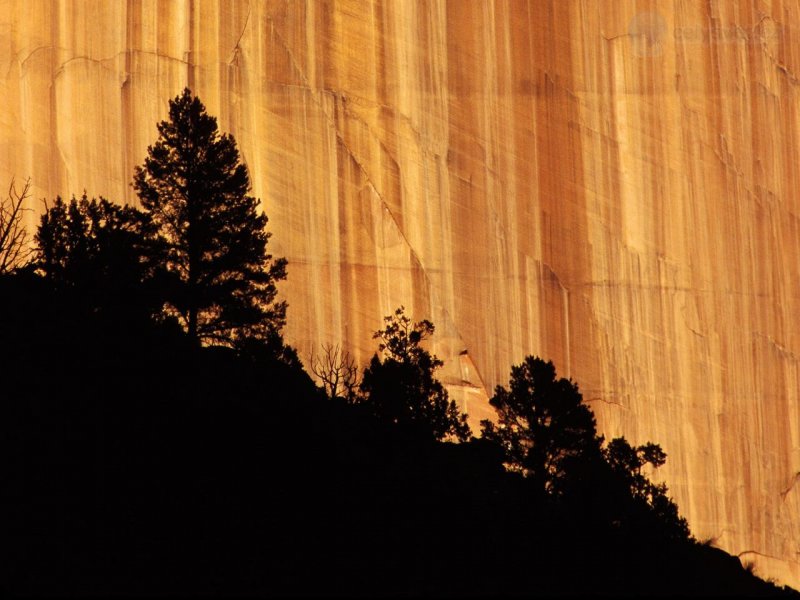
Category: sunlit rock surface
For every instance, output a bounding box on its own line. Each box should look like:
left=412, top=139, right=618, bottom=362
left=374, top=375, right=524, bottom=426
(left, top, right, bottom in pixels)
left=2, top=0, right=800, bottom=587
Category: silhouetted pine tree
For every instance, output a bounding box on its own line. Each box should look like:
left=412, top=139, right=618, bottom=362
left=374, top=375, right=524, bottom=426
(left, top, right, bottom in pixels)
left=133, top=88, right=287, bottom=347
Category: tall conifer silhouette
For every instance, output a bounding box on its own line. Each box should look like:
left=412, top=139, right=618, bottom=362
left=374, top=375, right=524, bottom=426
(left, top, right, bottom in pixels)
left=133, top=88, right=287, bottom=347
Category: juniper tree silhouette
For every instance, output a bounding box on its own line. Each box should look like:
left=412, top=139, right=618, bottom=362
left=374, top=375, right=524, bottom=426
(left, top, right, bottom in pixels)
left=480, top=355, right=692, bottom=551
left=34, top=194, right=162, bottom=320
left=133, top=88, right=287, bottom=348
left=602, top=436, right=690, bottom=541
left=481, top=356, right=602, bottom=497
left=358, top=306, right=471, bottom=442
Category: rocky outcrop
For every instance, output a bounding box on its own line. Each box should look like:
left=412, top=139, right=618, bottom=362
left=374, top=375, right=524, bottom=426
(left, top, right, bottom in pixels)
left=2, top=0, right=799, bottom=587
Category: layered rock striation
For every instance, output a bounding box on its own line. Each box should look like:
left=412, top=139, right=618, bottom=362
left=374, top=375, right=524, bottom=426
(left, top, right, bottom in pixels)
left=2, top=0, right=800, bottom=587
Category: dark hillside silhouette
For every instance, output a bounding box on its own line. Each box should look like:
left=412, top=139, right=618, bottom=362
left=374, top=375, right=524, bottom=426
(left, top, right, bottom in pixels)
left=1, top=293, right=794, bottom=596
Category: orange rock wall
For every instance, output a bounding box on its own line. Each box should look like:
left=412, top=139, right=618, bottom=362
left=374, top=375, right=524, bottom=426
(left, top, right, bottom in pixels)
left=2, top=0, right=799, bottom=586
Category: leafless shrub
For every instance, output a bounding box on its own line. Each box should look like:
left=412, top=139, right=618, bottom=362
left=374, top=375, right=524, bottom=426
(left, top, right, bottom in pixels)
left=0, top=177, right=34, bottom=273
left=310, top=343, right=359, bottom=402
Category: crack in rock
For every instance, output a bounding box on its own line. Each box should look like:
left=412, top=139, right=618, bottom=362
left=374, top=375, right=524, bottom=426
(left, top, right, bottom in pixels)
left=780, top=472, right=800, bottom=499
left=52, top=49, right=192, bottom=82
left=228, top=1, right=251, bottom=67
left=586, top=396, right=627, bottom=409
left=17, top=44, right=53, bottom=72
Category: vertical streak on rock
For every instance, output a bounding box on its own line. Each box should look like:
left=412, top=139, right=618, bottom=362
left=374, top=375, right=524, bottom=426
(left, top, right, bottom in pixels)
left=48, top=1, right=64, bottom=196
left=187, top=0, right=196, bottom=92
left=531, top=0, right=590, bottom=384
left=122, top=0, right=134, bottom=204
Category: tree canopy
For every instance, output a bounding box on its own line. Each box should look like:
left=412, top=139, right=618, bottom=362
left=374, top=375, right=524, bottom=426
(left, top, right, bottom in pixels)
left=358, top=306, right=471, bottom=442
left=34, top=194, right=160, bottom=318
left=481, top=356, right=602, bottom=496
left=132, top=88, right=287, bottom=347
left=602, top=436, right=690, bottom=540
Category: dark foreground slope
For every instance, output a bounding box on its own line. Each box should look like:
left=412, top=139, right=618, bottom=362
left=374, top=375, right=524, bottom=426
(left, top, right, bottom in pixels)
left=1, top=273, right=796, bottom=597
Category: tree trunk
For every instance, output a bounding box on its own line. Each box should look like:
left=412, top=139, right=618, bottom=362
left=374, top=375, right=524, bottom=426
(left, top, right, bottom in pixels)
left=188, top=303, right=198, bottom=346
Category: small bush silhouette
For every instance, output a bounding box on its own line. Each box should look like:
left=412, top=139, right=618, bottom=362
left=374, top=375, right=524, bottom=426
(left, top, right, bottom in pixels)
left=358, top=306, right=471, bottom=442
left=35, top=194, right=161, bottom=319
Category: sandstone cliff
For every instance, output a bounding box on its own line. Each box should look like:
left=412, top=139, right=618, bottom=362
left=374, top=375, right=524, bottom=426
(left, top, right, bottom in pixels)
left=2, top=0, right=799, bottom=587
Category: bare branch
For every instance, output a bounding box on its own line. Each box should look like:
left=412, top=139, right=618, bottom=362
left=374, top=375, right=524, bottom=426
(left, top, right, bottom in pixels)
left=0, top=177, right=34, bottom=273
left=310, top=343, right=360, bottom=402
